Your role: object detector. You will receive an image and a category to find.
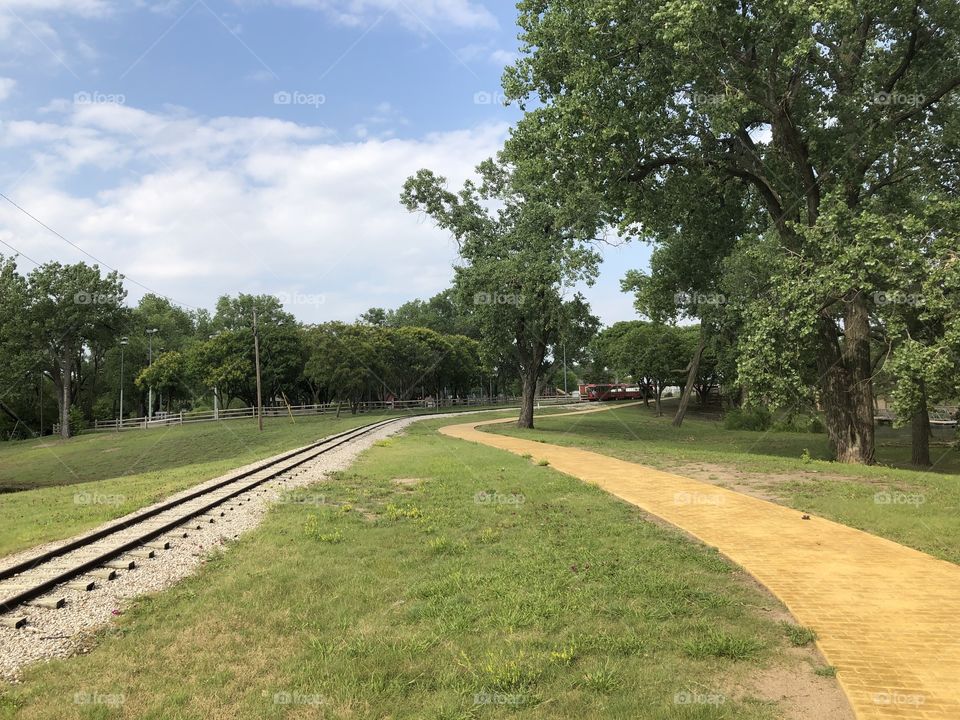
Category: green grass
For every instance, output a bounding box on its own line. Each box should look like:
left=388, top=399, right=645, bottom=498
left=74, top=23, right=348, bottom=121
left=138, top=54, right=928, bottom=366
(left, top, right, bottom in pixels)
left=486, top=402, right=960, bottom=564
left=781, top=623, right=817, bottom=647
left=0, top=418, right=818, bottom=719
left=0, top=407, right=528, bottom=559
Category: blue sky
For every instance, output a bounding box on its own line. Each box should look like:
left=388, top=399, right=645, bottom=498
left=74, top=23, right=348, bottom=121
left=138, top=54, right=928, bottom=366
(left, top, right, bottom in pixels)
left=0, top=0, right=651, bottom=324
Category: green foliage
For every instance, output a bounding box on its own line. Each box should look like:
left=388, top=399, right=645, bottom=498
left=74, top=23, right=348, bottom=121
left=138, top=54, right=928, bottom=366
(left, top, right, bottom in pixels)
left=67, top=406, right=86, bottom=435
left=401, top=159, right=600, bottom=425
left=723, top=407, right=772, bottom=432
left=503, top=0, right=960, bottom=462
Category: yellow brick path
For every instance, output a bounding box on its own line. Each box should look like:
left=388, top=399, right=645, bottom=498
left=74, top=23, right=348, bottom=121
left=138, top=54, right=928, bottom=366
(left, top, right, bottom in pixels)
left=440, top=406, right=960, bottom=720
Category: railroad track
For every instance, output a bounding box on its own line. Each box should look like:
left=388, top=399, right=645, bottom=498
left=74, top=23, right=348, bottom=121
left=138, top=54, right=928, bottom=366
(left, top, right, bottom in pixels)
left=0, top=418, right=402, bottom=626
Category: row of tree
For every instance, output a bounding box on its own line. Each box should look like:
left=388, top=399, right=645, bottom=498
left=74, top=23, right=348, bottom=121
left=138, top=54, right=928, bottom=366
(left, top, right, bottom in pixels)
left=0, top=259, right=493, bottom=440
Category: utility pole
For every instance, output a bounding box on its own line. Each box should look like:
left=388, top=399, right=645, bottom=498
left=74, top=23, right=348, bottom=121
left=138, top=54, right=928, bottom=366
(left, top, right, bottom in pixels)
left=253, top=307, right=263, bottom=432
left=119, top=336, right=128, bottom=428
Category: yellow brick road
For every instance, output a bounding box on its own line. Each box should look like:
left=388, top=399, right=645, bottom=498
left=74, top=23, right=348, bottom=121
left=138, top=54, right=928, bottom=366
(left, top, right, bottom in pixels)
left=440, top=408, right=960, bottom=720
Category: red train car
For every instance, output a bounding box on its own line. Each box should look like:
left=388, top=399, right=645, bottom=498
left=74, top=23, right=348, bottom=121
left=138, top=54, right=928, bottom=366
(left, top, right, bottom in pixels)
left=579, top=383, right=647, bottom=401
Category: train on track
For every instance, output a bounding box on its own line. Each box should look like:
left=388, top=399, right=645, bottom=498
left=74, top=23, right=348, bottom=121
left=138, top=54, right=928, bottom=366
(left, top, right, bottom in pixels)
left=578, top=383, right=648, bottom=401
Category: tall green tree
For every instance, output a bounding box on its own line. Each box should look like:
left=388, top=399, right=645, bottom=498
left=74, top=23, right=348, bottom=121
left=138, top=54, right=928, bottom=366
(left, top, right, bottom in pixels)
left=25, top=262, right=127, bottom=438
left=503, top=0, right=960, bottom=462
left=401, top=159, right=600, bottom=428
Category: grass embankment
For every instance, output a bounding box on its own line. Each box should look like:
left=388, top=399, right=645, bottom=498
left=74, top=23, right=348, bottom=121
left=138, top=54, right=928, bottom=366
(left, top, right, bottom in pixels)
left=485, top=402, right=960, bottom=563
left=0, top=407, right=522, bottom=559
left=0, top=418, right=831, bottom=719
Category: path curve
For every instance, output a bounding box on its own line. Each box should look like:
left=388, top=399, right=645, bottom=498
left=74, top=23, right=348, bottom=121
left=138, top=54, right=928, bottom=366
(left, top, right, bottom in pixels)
left=440, top=405, right=960, bottom=720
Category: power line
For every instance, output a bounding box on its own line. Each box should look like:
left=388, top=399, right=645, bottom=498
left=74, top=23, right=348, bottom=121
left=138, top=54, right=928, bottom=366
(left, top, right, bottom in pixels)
left=0, top=190, right=197, bottom=310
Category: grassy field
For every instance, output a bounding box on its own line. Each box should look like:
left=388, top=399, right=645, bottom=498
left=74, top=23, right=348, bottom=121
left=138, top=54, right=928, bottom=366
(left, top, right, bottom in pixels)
left=0, top=418, right=836, bottom=719
left=0, top=407, right=523, bottom=559
left=486, top=402, right=960, bottom=564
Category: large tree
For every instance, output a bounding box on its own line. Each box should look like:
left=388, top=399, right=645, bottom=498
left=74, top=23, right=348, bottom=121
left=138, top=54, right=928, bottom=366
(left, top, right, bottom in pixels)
left=25, top=262, right=127, bottom=438
left=401, top=159, right=600, bottom=428
left=503, top=0, right=960, bottom=462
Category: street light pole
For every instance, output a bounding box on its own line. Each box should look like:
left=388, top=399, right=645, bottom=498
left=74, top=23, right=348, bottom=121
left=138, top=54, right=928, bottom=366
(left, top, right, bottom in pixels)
left=146, top=328, right=158, bottom=421
left=253, top=307, right=263, bottom=432
left=119, top=336, right=128, bottom=428
left=563, top=342, right=568, bottom=397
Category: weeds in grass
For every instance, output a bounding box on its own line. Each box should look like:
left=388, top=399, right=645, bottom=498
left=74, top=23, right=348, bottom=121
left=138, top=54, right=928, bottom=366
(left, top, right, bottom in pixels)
left=478, top=527, right=500, bottom=544
left=684, top=628, right=764, bottom=660
left=814, top=665, right=837, bottom=677
left=549, top=645, right=578, bottom=666
left=460, top=651, right=540, bottom=694
left=537, top=458, right=550, bottom=466
left=386, top=503, right=423, bottom=520
left=781, top=622, right=817, bottom=646
left=303, top=515, right=344, bottom=543
left=579, top=662, right=621, bottom=692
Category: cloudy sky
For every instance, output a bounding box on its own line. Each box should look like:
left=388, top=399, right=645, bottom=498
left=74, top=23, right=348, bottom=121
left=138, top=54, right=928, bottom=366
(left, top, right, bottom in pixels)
left=0, top=0, right=651, bottom=324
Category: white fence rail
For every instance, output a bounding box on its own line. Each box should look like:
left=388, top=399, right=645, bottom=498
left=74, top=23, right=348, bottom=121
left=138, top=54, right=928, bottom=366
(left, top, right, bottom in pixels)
left=89, top=396, right=581, bottom=433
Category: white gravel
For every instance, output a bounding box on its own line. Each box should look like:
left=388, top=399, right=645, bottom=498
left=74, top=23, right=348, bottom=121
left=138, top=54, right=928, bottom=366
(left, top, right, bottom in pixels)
left=0, top=414, right=465, bottom=682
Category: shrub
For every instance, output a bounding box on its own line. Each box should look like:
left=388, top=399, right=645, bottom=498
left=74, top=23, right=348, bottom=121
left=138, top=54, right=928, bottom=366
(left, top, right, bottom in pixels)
left=68, top=406, right=86, bottom=435
left=723, top=407, right=771, bottom=431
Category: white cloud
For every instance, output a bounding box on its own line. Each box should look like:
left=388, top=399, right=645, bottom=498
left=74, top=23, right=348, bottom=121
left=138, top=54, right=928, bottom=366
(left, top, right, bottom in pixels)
left=353, top=101, right=408, bottom=139
left=488, top=48, right=515, bottom=66
left=0, top=101, right=507, bottom=321
left=1, top=0, right=111, bottom=14
left=0, top=78, right=16, bottom=102
left=270, top=0, right=497, bottom=31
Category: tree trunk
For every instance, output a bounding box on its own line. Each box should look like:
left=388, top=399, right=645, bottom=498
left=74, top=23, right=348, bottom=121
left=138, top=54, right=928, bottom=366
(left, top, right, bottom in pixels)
left=59, top=354, right=72, bottom=439
left=654, top=383, right=662, bottom=417
left=673, top=331, right=706, bottom=428
left=911, top=380, right=932, bottom=467
left=518, top=367, right=537, bottom=429
left=817, top=297, right=875, bottom=463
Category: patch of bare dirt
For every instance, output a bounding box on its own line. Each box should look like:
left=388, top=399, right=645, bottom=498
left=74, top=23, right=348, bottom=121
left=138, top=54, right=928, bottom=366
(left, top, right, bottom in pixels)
left=674, top=462, right=868, bottom=504
left=391, top=477, right=423, bottom=490
left=727, top=660, right=854, bottom=720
